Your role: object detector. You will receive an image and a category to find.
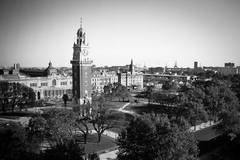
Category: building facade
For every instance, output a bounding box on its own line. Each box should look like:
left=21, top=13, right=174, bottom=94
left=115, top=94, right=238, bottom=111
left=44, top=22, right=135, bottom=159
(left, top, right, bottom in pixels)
left=117, top=72, right=143, bottom=89
left=0, top=63, right=72, bottom=100
left=91, top=71, right=118, bottom=93
left=203, top=62, right=240, bottom=75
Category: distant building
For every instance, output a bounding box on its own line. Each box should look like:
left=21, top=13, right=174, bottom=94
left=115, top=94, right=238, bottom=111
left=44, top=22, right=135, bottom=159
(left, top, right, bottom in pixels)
left=20, top=61, right=57, bottom=77
left=194, top=61, right=198, bottom=70
left=0, top=68, right=10, bottom=75
left=117, top=72, right=143, bottom=89
left=224, top=62, right=235, bottom=68
left=148, top=67, right=164, bottom=74
left=91, top=71, right=118, bottom=92
left=117, top=59, right=143, bottom=89
left=203, top=62, right=240, bottom=75
left=0, top=63, right=72, bottom=100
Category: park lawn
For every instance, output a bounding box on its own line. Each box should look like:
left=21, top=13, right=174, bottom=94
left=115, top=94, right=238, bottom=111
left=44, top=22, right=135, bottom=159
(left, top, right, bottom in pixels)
left=125, top=103, right=164, bottom=115
left=77, top=134, right=117, bottom=154
left=105, top=100, right=127, bottom=109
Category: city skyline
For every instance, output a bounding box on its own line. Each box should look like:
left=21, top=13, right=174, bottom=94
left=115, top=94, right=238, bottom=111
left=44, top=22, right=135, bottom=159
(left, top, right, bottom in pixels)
left=0, top=0, right=240, bottom=68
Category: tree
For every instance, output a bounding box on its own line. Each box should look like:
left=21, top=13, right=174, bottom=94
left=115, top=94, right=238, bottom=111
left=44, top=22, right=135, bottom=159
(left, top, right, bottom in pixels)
left=180, top=88, right=208, bottom=130
left=62, top=94, right=69, bottom=106
left=112, top=83, right=131, bottom=101
left=162, top=80, right=179, bottom=91
left=87, top=153, right=100, bottom=160
left=203, top=86, right=221, bottom=123
left=117, top=114, right=199, bottom=160
left=203, top=85, right=240, bottom=124
left=183, top=102, right=208, bottom=130
left=42, top=109, right=77, bottom=146
left=211, top=86, right=240, bottom=139
left=43, top=139, right=85, bottom=160
left=119, top=85, right=131, bottom=101
left=91, top=99, right=125, bottom=143
left=27, top=115, right=46, bottom=152
left=75, top=116, right=91, bottom=144
left=152, top=92, right=181, bottom=118
left=145, top=85, right=155, bottom=105
left=103, top=83, right=115, bottom=100
left=213, top=110, right=240, bottom=140
left=0, top=82, right=35, bottom=113
left=0, top=121, right=41, bottom=160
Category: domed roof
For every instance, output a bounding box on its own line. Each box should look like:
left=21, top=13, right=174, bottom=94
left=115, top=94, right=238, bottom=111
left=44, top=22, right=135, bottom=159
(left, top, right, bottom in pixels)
left=77, top=27, right=85, bottom=36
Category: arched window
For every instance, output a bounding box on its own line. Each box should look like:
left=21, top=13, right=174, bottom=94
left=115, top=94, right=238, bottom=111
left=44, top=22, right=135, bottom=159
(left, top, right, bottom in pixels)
left=52, top=79, right=56, bottom=86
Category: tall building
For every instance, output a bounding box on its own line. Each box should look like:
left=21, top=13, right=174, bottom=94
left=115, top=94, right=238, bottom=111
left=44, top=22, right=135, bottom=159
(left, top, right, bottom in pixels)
left=70, top=21, right=93, bottom=104
left=225, top=62, right=234, bottom=67
left=194, top=61, right=198, bottom=70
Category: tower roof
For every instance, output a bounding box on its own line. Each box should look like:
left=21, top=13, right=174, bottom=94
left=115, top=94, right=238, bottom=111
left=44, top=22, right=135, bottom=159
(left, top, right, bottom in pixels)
left=77, top=28, right=84, bottom=36
left=77, top=18, right=84, bottom=36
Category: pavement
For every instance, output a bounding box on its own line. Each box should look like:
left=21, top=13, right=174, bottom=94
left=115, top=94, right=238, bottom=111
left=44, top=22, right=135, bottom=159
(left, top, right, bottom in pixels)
left=0, top=116, right=31, bottom=127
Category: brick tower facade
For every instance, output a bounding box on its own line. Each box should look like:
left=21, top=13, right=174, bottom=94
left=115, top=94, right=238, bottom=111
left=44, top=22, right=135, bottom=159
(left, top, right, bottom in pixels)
left=70, top=21, right=93, bottom=105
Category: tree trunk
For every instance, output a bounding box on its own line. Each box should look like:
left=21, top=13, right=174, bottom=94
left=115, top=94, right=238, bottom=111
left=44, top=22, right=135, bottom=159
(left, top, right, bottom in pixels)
left=20, top=104, right=23, bottom=111
left=84, top=133, right=87, bottom=144
left=1, top=104, right=6, bottom=114
left=97, top=132, right=102, bottom=143
left=11, top=105, right=14, bottom=113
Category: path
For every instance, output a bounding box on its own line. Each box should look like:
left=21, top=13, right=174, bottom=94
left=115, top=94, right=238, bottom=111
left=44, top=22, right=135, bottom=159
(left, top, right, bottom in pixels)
left=99, top=103, right=132, bottom=160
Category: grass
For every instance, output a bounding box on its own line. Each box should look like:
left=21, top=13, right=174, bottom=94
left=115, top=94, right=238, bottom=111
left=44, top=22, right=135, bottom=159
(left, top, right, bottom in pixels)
left=77, top=134, right=117, bottom=154
left=125, top=103, right=164, bottom=115
left=105, top=100, right=128, bottom=109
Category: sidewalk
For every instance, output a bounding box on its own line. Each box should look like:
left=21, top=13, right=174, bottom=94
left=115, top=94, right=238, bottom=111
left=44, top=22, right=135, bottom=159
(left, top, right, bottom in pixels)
left=0, top=116, right=31, bottom=127
left=190, top=121, right=217, bottom=132
left=98, top=130, right=119, bottom=160
left=99, top=149, right=118, bottom=160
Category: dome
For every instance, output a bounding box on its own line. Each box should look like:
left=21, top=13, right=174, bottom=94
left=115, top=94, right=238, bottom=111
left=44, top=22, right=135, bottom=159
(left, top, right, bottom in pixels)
left=77, top=27, right=85, bottom=36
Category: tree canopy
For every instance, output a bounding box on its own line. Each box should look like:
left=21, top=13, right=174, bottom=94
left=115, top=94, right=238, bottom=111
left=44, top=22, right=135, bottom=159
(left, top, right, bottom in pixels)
left=103, top=83, right=131, bottom=101
left=117, top=114, right=199, bottom=160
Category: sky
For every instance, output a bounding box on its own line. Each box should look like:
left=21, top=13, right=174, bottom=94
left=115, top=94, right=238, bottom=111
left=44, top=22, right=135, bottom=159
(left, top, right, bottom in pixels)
left=0, top=0, right=240, bottom=68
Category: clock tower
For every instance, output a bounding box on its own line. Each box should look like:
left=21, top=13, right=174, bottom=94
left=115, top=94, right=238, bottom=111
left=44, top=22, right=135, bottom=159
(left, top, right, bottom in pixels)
left=70, top=20, right=93, bottom=104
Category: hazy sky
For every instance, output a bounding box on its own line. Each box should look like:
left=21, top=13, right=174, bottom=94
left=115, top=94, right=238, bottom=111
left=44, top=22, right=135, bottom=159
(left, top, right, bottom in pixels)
left=0, top=0, right=240, bottom=68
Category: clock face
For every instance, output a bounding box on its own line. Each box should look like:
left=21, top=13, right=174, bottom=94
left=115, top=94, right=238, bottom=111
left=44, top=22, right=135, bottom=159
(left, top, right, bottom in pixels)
left=82, top=49, right=88, bottom=56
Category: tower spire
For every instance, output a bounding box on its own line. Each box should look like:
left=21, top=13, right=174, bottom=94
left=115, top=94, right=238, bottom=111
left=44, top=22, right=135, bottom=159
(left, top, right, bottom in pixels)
left=80, top=18, right=82, bottom=28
